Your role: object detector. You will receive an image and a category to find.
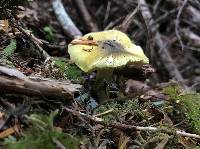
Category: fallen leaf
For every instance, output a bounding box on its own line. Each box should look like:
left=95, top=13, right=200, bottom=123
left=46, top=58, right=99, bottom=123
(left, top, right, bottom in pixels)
left=0, top=126, right=19, bottom=139
left=125, top=79, right=150, bottom=94
left=125, top=79, right=167, bottom=101
left=3, top=20, right=9, bottom=33
left=0, top=20, right=9, bottom=32
left=140, top=90, right=168, bottom=102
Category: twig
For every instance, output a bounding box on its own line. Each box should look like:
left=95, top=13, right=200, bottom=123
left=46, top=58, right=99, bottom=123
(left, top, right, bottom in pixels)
left=64, top=107, right=98, bottom=147
left=93, top=108, right=114, bottom=117
left=64, top=107, right=103, bottom=122
left=182, top=28, right=200, bottom=48
left=7, top=13, right=51, bottom=60
left=153, top=8, right=178, bottom=26
left=104, top=16, right=124, bottom=30
left=138, top=0, right=188, bottom=89
left=74, top=0, right=98, bottom=32
left=153, top=0, right=162, bottom=14
left=64, top=107, right=200, bottom=139
left=168, top=0, right=200, bottom=27
left=51, top=0, right=82, bottom=39
left=119, top=5, right=139, bottom=32
left=175, top=0, right=188, bottom=51
left=8, top=31, right=66, bottom=54
left=52, top=138, right=66, bottom=149
left=118, top=120, right=196, bottom=140
left=103, top=1, right=111, bottom=27
left=63, top=107, right=101, bottom=148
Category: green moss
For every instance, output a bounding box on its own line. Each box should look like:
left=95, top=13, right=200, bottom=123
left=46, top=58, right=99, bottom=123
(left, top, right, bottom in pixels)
left=53, top=57, right=67, bottom=71
left=4, top=130, right=78, bottom=149
left=142, top=133, right=170, bottom=149
left=52, top=57, right=83, bottom=82
left=3, top=39, right=16, bottom=58
left=64, top=65, right=83, bottom=82
left=95, top=99, right=145, bottom=123
left=163, top=83, right=200, bottom=134
left=4, top=110, right=79, bottom=149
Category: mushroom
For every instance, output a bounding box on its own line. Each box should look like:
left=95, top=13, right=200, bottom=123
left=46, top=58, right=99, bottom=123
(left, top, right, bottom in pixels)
left=68, top=30, right=149, bottom=101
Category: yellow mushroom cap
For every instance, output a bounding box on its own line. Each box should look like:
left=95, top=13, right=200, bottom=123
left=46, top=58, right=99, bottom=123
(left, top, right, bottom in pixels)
left=68, top=30, right=149, bottom=72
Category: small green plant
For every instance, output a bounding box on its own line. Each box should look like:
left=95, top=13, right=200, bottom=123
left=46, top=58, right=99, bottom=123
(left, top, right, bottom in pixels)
left=4, top=110, right=79, bottom=149
left=43, top=26, right=54, bottom=42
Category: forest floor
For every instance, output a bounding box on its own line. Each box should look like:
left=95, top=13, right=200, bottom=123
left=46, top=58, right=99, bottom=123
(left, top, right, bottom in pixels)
left=0, top=0, right=200, bottom=148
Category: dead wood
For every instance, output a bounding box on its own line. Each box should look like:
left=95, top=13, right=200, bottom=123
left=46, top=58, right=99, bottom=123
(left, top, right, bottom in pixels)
left=51, top=0, right=82, bottom=39
left=0, top=74, right=82, bottom=100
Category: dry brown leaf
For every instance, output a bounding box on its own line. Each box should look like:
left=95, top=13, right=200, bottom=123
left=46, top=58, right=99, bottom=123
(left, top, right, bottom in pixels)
left=140, top=90, right=168, bottom=102
left=125, top=79, right=167, bottom=101
left=3, top=20, right=9, bottom=33
left=0, top=20, right=10, bottom=33
left=0, top=126, right=18, bottom=139
left=125, top=79, right=150, bottom=94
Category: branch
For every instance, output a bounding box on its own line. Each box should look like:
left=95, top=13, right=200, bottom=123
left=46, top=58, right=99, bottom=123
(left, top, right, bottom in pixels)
left=118, top=6, right=139, bottom=32
left=64, top=107, right=200, bottom=139
left=113, top=124, right=200, bottom=139
left=51, top=0, right=82, bottom=39
left=13, top=27, right=50, bottom=60
left=175, top=0, right=188, bottom=51
left=138, top=0, right=188, bottom=89
left=182, top=28, right=200, bottom=48
left=0, top=66, right=82, bottom=100
left=74, top=0, right=98, bottom=32
left=7, top=13, right=51, bottom=60
left=64, top=107, right=103, bottom=122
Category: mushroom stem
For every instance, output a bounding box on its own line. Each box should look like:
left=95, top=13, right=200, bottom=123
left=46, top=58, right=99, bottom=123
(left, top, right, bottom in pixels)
left=93, top=68, right=114, bottom=102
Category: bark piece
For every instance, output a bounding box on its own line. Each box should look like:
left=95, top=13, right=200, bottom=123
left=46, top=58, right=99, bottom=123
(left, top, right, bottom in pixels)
left=0, top=75, right=82, bottom=100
